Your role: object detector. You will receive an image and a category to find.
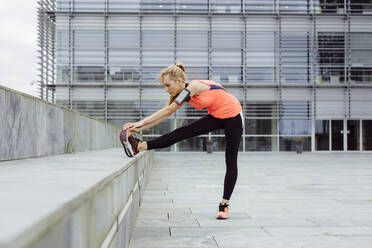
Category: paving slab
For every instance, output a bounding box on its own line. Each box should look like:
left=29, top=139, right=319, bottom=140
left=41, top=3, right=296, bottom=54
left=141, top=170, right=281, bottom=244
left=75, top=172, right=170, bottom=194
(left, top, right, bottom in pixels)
left=128, top=152, right=372, bottom=248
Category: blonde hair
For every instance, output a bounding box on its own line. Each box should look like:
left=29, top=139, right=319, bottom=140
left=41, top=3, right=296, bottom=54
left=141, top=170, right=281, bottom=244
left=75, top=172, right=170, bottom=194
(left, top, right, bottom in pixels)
left=157, top=62, right=187, bottom=105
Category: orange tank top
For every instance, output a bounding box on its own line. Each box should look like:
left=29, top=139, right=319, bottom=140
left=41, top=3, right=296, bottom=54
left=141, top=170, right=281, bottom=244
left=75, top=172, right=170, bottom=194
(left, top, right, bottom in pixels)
left=186, top=80, right=242, bottom=119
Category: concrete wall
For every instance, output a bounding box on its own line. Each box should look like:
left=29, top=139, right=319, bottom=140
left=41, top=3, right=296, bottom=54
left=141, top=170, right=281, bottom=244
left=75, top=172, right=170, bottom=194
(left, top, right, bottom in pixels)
left=0, top=150, right=154, bottom=248
left=0, top=85, right=121, bottom=161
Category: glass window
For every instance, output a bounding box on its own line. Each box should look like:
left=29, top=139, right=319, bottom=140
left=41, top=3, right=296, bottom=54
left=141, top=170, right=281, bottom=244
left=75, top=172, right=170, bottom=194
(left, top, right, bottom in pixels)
left=177, top=136, right=205, bottom=151
left=281, top=32, right=309, bottom=84
left=74, top=50, right=105, bottom=65
left=109, top=0, right=140, bottom=12
left=279, top=119, right=312, bottom=135
left=212, top=31, right=242, bottom=66
left=57, top=49, right=69, bottom=65
left=362, top=120, right=372, bottom=150
left=74, top=30, right=104, bottom=48
left=279, top=137, right=311, bottom=151
left=315, top=120, right=329, bottom=151
left=73, top=66, right=105, bottom=83
left=331, top=120, right=344, bottom=151
left=56, top=0, right=70, bottom=11
left=317, top=32, right=345, bottom=84
left=142, top=67, right=163, bottom=84
left=211, top=67, right=242, bottom=84
left=177, top=31, right=208, bottom=66
left=74, top=0, right=105, bottom=12
left=178, top=136, right=243, bottom=151
left=108, top=49, right=140, bottom=66
left=142, top=119, right=172, bottom=135
left=246, top=102, right=278, bottom=118
left=141, top=0, right=174, bottom=12
left=108, top=67, right=140, bottom=83
left=245, top=0, right=275, bottom=13
left=177, top=0, right=208, bottom=13
left=211, top=0, right=241, bottom=13
left=347, top=120, right=360, bottom=151
left=349, top=0, right=372, bottom=14
left=315, top=0, right=345, bottom=14
left=246, top=32, right=275, bottom=84
left=246, top=137, right=278, bottom=151
left=280, top=102, right=312, bottom=119
left=185, top=67, right=209, bottom=81
left=350, top=33, right=372, bottom=84
left=245, top=119, right=277, bottom=135
left=107, top=101, right=141, bottom=119
left=280, top=0, right=308, bottom=13
left=108, top=30, right=140, bottom=49
left=57, top=66, right=70, bottom=83
left=72, top=101, right=105, bottom=119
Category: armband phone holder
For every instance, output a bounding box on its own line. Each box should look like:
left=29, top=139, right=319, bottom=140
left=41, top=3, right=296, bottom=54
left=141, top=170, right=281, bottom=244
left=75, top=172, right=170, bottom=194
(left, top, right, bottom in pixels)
left=174, top=88, right=191, bottom=105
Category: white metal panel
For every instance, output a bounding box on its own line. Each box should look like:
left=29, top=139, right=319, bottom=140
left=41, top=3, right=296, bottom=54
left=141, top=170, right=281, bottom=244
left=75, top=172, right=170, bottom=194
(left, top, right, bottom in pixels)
left=316, top=88, right=345, bottom=118
left=177, top=16, right=209, bottom=31
left=212, top=16, right=244, bottom=31
left=107, top=16, right=140, bottom=30
left=142, top=16, right=175, bottom=30
left=351, top=16, right=372, bottom=32
left=142, top=88, right=169, bottom=101
left=316, top=16, right=345, bottom=32
left=282, top=88, right=312, bottom=101
left=107, top=88, right=139, bottom=101
left=246, top=88, right=277, bottom=101
left=246, top=16, right=276, bottom=32
left=281, top=16, right=311, bottom=32
left=56, top=87, right=69, bottom=101
left=72, top=16, right=104, bottom=29
left=72, top=87, right=104, bottom=101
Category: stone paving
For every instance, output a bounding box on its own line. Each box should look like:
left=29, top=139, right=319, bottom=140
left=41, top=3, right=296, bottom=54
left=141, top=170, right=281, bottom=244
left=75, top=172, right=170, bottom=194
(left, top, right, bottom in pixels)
left=129, top=152, right=372, bottom=248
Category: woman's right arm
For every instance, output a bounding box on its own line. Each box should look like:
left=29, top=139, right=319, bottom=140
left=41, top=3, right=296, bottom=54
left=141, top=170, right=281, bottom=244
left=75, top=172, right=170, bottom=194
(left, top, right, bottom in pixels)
left=123, top=102, right=184, bottom=132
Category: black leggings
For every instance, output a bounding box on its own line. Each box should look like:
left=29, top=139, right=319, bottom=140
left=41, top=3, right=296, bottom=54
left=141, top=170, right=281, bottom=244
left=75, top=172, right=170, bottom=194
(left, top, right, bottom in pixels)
left=147, top=113, right=243, bottom=200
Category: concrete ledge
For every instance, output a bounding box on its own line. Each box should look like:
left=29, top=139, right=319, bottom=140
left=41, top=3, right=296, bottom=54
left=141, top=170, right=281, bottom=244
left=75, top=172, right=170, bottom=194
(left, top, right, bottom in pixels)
left=0, top=148, right=154, bottom=248
left=0, top=85, right=121, bottom=161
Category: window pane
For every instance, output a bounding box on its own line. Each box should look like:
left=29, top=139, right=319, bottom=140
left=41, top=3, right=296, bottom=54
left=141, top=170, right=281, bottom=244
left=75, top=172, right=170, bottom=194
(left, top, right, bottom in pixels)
left=177, top=0, right=208, bottom=13
left=362, top=120, right=372, bottom=150
left=317, top=32, right=345, bottom=84
left=279, top=137, right=311, bottom=151
left=315, top=120, right=329, bottom=150
left=246, top=137, right=278, bottom=151
left=279, top=119, right=312, bottom=135
left=245, top=119, right=277, bottom=135
left=211, top=0, right=241, bottom=13
left=246, top=0, right=275, bottom=13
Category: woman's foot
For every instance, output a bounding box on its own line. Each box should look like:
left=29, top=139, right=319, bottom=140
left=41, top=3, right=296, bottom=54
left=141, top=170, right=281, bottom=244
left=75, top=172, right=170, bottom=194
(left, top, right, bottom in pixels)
left=216, top=202, right=229, bottom=219
left=120, top=129, right=142, bottom=157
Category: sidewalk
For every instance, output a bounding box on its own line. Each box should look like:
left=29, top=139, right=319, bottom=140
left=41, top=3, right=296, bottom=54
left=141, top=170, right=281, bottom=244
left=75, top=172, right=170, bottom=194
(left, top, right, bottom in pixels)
left=129, top=152, right=372, bottom=248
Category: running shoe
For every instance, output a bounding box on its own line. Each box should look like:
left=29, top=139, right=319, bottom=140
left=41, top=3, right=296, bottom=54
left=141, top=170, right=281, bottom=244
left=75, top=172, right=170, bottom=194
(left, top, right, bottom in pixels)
left=120, top=129, right=142, bottom=157
left=216, top=202, right=229, bottom=219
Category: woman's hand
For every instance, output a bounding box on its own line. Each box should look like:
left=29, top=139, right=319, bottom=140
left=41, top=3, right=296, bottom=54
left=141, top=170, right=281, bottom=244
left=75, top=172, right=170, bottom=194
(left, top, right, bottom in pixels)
left=122, top=121, right=145, bottom=132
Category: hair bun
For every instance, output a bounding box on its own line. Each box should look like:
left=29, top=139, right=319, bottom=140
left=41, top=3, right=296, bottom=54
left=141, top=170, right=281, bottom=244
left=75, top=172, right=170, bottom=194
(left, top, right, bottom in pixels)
left=176, top=63, right=185, bottom=72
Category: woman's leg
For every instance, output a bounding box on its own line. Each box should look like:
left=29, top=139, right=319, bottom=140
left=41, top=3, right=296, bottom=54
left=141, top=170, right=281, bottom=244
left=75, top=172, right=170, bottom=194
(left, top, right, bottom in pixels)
left=146, top=114, right=222, bottom=150
left=222, top=114, right=243, bottom=201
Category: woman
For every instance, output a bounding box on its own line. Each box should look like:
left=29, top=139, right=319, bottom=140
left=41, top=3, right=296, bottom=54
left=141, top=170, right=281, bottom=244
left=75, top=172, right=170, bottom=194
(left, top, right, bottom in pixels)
left=120, top=63, right=243, bottom=219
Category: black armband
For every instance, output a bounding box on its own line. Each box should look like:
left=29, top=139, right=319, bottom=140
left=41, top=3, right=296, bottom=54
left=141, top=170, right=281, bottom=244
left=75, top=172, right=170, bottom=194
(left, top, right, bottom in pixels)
left=174, top=88, right=191, bottom=105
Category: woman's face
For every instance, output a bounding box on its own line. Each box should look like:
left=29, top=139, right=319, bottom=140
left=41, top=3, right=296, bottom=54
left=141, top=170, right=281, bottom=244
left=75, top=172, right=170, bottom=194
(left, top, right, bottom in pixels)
left=162, top=75, right=184, bottom=96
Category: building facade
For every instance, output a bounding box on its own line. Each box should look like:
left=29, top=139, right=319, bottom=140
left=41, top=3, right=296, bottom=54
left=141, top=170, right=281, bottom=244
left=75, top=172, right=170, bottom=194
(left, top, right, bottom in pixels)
left=38, top=0, right=372, bottom=152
